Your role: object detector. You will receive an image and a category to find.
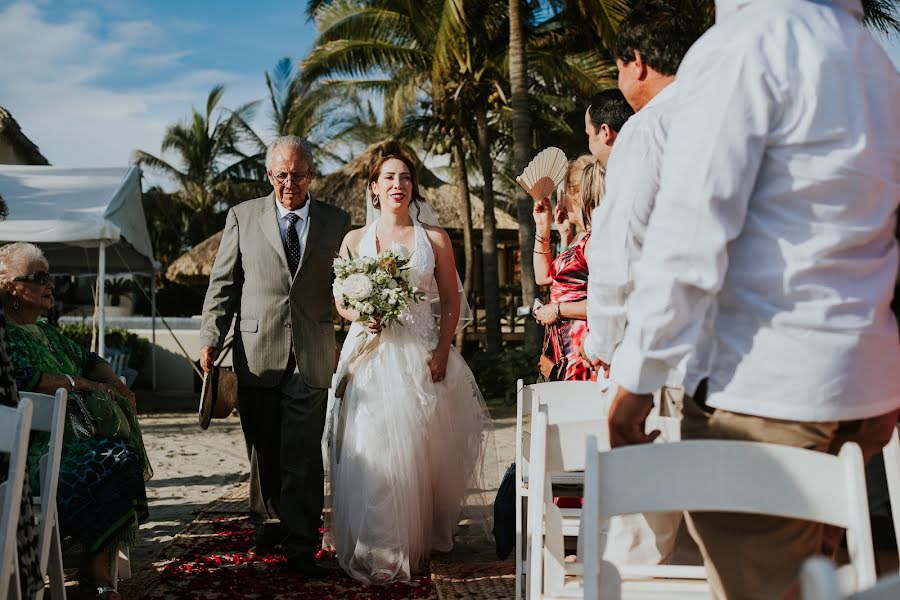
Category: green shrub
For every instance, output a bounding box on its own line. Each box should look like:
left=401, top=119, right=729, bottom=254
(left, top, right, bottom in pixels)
left=57, top=323, right=151, bottom=370
left=468, top=344, right=538, bottom=402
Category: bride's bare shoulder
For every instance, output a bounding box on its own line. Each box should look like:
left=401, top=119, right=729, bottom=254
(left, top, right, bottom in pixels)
left=341, top=225, right=369, bottom=254
left=422, top=224, right=450, bottom=246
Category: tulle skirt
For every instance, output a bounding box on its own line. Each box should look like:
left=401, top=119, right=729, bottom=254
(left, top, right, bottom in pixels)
left=322, top=323, right=494, bottom=584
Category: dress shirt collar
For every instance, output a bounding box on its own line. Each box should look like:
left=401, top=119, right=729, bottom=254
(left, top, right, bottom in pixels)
left=715, top=0, right=863, bottom=22
left=641, top=79, right=678, bottom=113
left=275, top=193, right=311, bottom=220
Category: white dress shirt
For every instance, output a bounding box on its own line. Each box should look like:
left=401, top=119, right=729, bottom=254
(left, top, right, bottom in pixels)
left=584, top=81, right=686, bottom=386
left=612, top=0, right=900, bottom=421
left=276, top=193, right=311, bottom=267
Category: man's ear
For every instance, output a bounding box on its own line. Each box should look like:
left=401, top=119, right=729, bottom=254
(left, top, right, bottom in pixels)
left=633, top=50, right=648, bottom=81
left=601, top=124, right=616, bottom=146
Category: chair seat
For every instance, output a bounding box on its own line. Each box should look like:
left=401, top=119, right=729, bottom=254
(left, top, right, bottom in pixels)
left=620, top=578, right=711, bottom=599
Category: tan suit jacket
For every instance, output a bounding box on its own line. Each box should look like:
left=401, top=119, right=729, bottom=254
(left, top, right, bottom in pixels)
left=200, top=193, right=351, bottom=389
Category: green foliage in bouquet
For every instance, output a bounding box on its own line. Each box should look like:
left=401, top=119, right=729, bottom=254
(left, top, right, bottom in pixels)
left=333, top=249, right=427, bottom=328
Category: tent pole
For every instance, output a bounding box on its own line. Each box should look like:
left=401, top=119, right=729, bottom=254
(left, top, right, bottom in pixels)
left=151, top=271, right=157, bottom=391
left=98, top=243, right=106, bottom=358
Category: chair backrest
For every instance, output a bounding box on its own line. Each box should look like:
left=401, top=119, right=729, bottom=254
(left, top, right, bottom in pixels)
left=0, top=399, right=33, bottom=596
left=882, top=424, right=900, bottom=572
left=105, top=351, right=130, bottom=377
left=530, top=381, right=609, bottom=424
left=802, top=557, right=900, bottom=600
left=584, top=438, right=876, bottom=593
left=19, top=389, right=67, bottom=573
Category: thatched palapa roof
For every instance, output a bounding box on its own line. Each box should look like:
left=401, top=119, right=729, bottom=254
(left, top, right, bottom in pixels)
left=311, top=139, right=518, bottom=230
left=0, top=107, right=49, bottom=165
left=166, top=140, right=518, bottom=286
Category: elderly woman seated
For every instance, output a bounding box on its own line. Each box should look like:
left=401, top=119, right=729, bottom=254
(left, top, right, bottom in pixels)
left=0, top=242, right=152, bottom=600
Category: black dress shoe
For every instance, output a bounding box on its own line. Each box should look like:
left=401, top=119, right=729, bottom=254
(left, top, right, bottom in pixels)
left=285, top=557, right=331, bottom=578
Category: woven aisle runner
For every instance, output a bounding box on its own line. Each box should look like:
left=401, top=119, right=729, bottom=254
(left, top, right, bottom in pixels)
left=120, top=481, right=513, bottom=599
left=430, top=561, right=516, bottom=599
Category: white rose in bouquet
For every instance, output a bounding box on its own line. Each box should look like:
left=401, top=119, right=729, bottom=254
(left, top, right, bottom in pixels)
left=342, top=273, right=373, bottom=300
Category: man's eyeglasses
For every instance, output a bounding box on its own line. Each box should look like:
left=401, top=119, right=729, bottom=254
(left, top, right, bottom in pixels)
left=13, top=271, right=52, bottom=286
left=271, top=170, right=312, bottom=184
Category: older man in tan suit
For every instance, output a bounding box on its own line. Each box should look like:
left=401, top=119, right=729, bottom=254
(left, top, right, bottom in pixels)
left=199, top=136, right=351, bottom=576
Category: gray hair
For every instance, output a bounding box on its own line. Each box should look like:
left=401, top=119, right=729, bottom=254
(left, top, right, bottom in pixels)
left=0, top=242, right=48, bottom=283
left=265, top=136, right=314, bottom=170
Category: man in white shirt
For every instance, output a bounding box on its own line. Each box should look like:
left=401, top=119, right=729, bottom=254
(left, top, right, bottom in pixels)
left=581, top=1, right=699, bottom=566
left=607, top=1, right=900, bottom=597
left=582, top=2, right=697, bottom=383
left=584, top=89, right=633, bottom=168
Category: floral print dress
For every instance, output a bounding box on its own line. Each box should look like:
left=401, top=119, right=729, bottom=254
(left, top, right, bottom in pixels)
left=546, top=233, right=595, bottom=382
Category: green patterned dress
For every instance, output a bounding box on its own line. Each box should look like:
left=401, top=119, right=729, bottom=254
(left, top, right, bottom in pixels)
left=8, top=320, right=152, bottom=554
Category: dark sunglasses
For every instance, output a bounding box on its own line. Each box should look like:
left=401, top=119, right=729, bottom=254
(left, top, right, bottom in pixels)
left=13, top=271, right=52, bottom=286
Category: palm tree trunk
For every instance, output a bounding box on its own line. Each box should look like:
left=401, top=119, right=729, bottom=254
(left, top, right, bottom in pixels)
left=509, top=0, right=541, bottom=353
left=452, top=137, right=474, bottom=349
left=475, top=106, right=502, bottom=354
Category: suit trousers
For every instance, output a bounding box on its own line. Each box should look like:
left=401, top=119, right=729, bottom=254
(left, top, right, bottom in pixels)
left=680, top=395, right=899, bottom=600
left=238, top=355, right=328, bottom=560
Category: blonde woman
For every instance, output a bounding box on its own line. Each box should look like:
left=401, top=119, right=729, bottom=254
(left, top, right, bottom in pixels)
left=532, top=155, right=605, bottom=381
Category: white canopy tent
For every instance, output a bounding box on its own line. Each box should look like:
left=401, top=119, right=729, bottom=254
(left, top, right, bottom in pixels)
left=0, top=165, right=159, bottom=384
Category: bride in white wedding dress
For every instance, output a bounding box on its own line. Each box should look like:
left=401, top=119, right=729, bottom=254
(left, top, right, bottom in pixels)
left=322, top=154, right=494, bottom=585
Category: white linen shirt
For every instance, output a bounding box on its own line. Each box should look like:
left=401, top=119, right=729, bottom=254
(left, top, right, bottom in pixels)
left=611, top=0, right=900, bottom=421
left=584, top=81, right=686, bottom=385
left=276, top=193, right=311, bottom=267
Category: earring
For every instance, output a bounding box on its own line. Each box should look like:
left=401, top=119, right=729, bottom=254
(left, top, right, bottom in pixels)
left=13, top=296, right=19, bottom=310
left=372, top=195, right=380, bottom=208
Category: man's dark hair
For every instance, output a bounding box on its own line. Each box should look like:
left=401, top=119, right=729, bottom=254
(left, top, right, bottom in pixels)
left=588, top=90, right=634, bottom=134
left=615, top=1, right=698, bottom=76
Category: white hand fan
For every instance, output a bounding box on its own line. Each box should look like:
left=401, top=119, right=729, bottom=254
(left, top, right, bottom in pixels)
left=516, top=146, right=569, bottom=202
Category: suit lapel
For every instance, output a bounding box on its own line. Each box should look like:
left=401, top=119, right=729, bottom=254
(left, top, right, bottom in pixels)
left=258, top=192, right=290, bottom=276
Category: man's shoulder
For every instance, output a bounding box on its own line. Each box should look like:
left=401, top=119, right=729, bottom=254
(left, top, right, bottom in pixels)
left=230, top=195, right=273, bottom=219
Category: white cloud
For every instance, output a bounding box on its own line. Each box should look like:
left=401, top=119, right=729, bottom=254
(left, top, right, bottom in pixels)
left=0, top=2, right=268, bottom=188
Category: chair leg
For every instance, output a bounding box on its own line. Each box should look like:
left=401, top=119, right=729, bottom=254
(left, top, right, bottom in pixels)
left=47, top=524, right=66, bottom=599
left=115, top=548, right=130, bottom=581
left=9, top=548, right=23, bottom=600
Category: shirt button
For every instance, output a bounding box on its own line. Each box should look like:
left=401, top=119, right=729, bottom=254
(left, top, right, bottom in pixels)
left=284, top=322, right=292, bottom=329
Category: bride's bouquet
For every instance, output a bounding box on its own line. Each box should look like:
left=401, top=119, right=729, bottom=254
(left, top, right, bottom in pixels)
left=332, top=249, right=426, bottom=404
left=333, top=249, right=426, bottom=331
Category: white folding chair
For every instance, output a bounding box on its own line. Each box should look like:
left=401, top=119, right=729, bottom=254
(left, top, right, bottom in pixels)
left=802, top=556, right=900, bottom=600
left=1, top=399, right=34, bottom=600
left=882, top=424, right=900, bottom=572
left=529, top=405, right=685, bottom=600
left=516, top=380, right=608, bottom=599
left=20, top=390, right=67, bottom=600
left=583, top=439, right=876, bottom=600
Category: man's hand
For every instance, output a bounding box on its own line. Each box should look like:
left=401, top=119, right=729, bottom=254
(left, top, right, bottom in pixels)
left=608, top=386, right=658, bottom=448
left=577, top=342, right=610, bottom=377
left=200, top=346, right=219, bottom=373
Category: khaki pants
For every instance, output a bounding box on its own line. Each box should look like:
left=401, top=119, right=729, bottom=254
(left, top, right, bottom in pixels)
left=681, top=396, right=899, bottom=600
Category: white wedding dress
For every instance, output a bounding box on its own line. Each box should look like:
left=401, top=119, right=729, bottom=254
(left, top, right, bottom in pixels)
left=322, top=219, right=494, bottom=585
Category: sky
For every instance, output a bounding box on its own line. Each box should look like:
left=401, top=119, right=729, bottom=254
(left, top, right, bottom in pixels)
left=2, top=1, right=900, bottom=189
left=0, top=0, right=318, bottom=184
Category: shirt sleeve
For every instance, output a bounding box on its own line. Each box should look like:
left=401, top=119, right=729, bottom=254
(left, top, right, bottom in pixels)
left=585, top=128, right=658, bottom=363
left=611, top=38, right=779, bottom=393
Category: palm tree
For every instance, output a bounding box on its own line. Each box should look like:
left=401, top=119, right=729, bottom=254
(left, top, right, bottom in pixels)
left=508, top=0, right=541, bottom=353
left=134, top=85, right=259, bottom=242
left=302, top=0, right=508, bottom=350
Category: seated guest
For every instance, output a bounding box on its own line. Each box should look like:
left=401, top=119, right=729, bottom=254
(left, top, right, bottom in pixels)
left=0, top=242, right=152, bottom=600
left=532, top=155, right=604, bottom=381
